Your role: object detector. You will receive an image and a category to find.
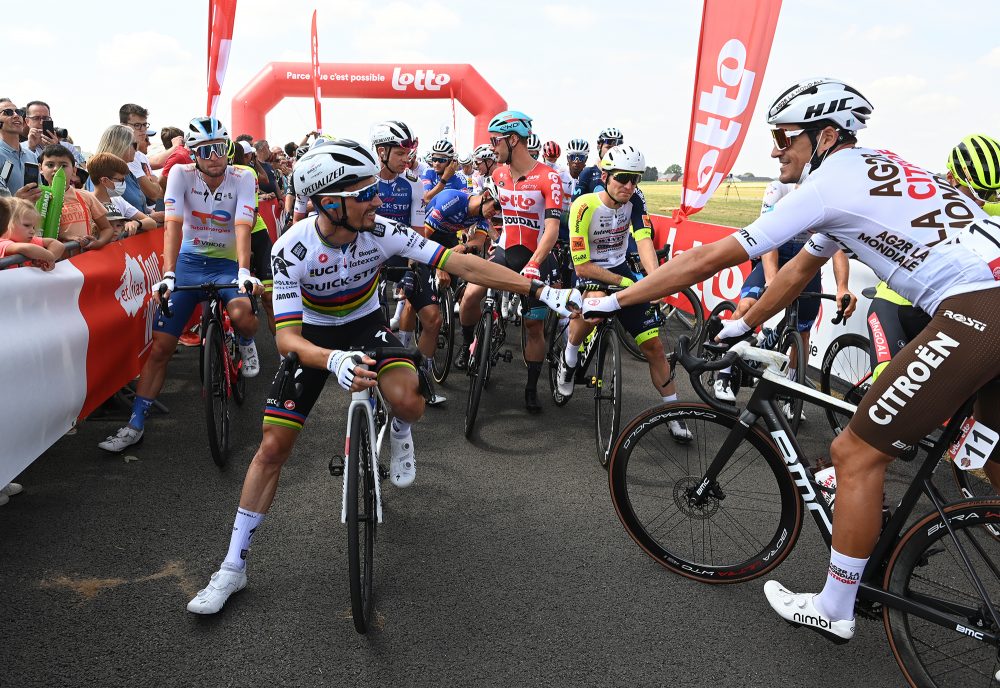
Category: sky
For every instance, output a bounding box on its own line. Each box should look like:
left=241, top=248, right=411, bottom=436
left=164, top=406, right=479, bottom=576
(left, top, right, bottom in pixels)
left=4, top=0, right=999, bottom=178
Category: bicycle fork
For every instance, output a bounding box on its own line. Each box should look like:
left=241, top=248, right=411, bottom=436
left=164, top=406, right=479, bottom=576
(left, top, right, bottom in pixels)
left=339, top=394, right=385, bottom=525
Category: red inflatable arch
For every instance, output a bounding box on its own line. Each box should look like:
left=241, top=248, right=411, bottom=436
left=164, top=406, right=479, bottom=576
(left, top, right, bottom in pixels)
left=231, top=62, right=506, bottom=146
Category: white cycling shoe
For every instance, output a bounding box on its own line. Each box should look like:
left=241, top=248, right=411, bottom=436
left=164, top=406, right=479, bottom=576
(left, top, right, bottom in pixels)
left=782, top=402, right=806, bottom=424
left=239, top=340, right=260, bottom=378
left=186, top=565, right=248, bottom=614
left=764, top=580, right=855, bottom=644
left=714, top=377, right=736, bottom=402
left=389, top=431, right=416, bottom=488
left=98, top=426, right=143, bottom=453
left=668, top=420, right=693, bottom=444
left=556, top=354, right=576, bottom=398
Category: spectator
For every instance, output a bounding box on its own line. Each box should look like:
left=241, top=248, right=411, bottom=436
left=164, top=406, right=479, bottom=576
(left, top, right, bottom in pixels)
left=0, top=197, right=64, bottom=269
left=39, top=145, right=114, bottom=250
left=87, top=152, right=156, bottom=238
left=158, top=127, right=191, bottom=189
left=21, top=101, right=61, bottom=155
left=235, top=133, right=254, bottom=144
left=149, top=126, right=185, bottom=171
left=283, top=141, right=297, bottom=157
left=118, top=103, right=162, bottom=203
left=0, top=98, right=39, bottom=199
left=252, top=140, right=278, bottom=195
left=95, top=124, right=147, bottom=213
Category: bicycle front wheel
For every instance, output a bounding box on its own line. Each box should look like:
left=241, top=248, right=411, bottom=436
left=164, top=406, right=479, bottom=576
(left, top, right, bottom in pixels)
left=594, top=327, right=622, bottom=468
left=346, top=406, right=376, bottom=634
left=820, top=333, right=872, bottom=435
left=609, top=403, right=801, bottom=582
left=432, top=285, right=454, bottom=384
left=883, top=499, right=1000, bottom=687
left=202, top=320, right=229, bottom=467
left=465, top=311, right=493, bottom=439
left=659, top=288, right=704, bottom=357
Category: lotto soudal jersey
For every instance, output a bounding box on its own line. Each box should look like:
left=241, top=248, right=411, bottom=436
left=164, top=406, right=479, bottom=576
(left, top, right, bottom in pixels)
left=271, top=215, right=452, bottom=328
left=733, top=147, right=1000, bottom=315
left=377, top=170, right=425, bottom=228
left=164, top=164, right=257, bottom=260
left=569, top=193, right=653, bottom=268
left=424, top=189, right=490, bottom=247
left=493, top=161, right=563, bottom=252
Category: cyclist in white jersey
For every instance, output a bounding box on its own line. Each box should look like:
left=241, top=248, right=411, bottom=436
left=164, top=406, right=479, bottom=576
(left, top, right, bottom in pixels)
left=99, top=117, right=262, bottom=453
left=186, top=138, right=582, bottom=615
left=583, top=77, right=1000, bottom=643
left=470, top=144, right=498, bottom=196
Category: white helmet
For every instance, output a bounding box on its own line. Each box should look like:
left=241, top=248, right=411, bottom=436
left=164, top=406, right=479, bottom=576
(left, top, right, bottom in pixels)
left=293, top=138, right=379, bottom=197
left=481, top=176, right=500, bottom=201
left=767, top=77, right=873, bottom=133
left=597, top=127, right=623, bottom=145
left=431, top=139, right=455, bottom=158
left=457, top=153, right=473, bottom=166
left=599, top=144, right=645, bottom=173
left=526, top=134, right=541, bottom=152
left=567, top=138, right=590, bottom=156
left=185, top=116, right=229, bottom=147
left=371, top=120, right=416, bottom=149
left=473, top=144, right=496, bottom=163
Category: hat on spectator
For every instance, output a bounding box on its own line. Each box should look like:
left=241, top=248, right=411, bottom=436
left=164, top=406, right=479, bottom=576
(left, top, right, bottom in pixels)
left=146, top=128, right=158, bottom=138
left=103, top=204, right=125, bottom=222
left=239, top=140, right=254, bottom=156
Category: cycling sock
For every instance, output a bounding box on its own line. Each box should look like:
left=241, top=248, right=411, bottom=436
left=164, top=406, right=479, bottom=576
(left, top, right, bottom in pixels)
left=398, top=330, right=414, bottom=347
left=392, top=300, right=406, bottom=321
left=526, top=361, right=542, bottom=390
left=128, top=395, right=154, bottom=430
left=661, top=393, right=678, bottom=404
left=815, top=547, right=867, bottom=621
left=564, top=340, right=579, bottom=367
left=462, top=325, right=475, bottom=344
left=222, top=507, right=265, bottom=571
left=391, top=417, right=412, bottom=437
left=237, top=334, right=253, bottom=347
left=719, top=366, right=732, bottom=377
left=786, top=368, right=797, bottom=382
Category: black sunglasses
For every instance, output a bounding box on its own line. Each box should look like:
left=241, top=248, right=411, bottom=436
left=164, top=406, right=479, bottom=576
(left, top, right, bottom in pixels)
left=611, top=172, right=641, bottom=186
left=0, top=108, right=25, bottom=118
left=567, top=154, right=587, bottom=162
left=430, top=156, right=450, bottom=164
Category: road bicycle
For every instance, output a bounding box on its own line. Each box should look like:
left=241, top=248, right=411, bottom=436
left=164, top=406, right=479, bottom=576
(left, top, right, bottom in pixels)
left=412, top=269, right=456, bottom=384
left=608, top=333, right=1000, bottom=687
left=159, top=281, right=257, bottom=467
left=464, top=286, right=517, bottom=438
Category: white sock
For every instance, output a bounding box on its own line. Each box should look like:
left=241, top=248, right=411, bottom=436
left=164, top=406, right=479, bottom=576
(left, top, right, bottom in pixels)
left=399, top=330, right=414, bottom=347
left=392, top=417, right=412, bottom=437
left=661, top=393, right=678, bottom=404
left=392, top=300, right=406, bottom=320
left=786, top=368, right=797, bottom=382
left=564, top=340, right=579, bottom=367
left=222, top=507, right=265, bottom=571
left=815, top=547, right=867, bottom=621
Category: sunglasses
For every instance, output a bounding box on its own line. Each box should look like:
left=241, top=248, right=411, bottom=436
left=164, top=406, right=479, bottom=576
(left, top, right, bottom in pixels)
left=321, top=180, right=380, bottom=202
left=0, top=108, right=25, bottom=118
left=430, top=156, right=451, bottom=164
left=489, top=135, right=509, bottom=147
left=611, top=172, right=641, bottom=186
left=567, top=154, right=587, bottom=162
left=193, top=142, right=228, bottom=159
left=770, top=127, right=815, bottom=151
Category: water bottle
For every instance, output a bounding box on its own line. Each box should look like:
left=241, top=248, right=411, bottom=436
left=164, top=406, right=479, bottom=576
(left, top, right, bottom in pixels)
left=812, top=458, right=836, bottom=508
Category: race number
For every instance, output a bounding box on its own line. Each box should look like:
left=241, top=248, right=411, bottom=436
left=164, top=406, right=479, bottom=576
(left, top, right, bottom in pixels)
left=948, top=417, right=1000, bottom=471
left=962, top=219, right=1000, bottom=280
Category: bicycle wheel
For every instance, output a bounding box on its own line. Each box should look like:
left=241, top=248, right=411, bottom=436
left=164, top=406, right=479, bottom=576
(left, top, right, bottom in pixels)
left=594, top=327, right=622, bottom=468
left=659, top=288, right=704, bottom=357
left=202, top=320, right=229, bottom=467
left=431, top=286, right=454, bottom=384
left=228, top=328, right=247, bottom=406
left=883, top=499, right=1000, bottom=687
left=546, top=310, right=572, bottom=407
left=697, top=300, right=738, bottom=394
left=820, top=333, right=872, bottom=435
left=778, top=329, right=807, bottom=434
left=464, top=311, right=493, bottom=439
left=346, top=406, right=376, bottom=634
left=618, top=319, right=646, bottom=362
left=609, top=403, right=802, bottom=582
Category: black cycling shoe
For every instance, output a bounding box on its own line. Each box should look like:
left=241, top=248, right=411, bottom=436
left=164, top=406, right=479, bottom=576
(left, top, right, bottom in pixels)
left=454, top=345, right=470, bottom=370
left=524, top=387, right=542, bottom=414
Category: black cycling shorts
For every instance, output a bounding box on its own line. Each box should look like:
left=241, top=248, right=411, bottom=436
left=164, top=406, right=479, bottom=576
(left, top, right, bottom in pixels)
left=250, top=230, right=274, bottom=288
left=581, top=262, right=661, bottom=344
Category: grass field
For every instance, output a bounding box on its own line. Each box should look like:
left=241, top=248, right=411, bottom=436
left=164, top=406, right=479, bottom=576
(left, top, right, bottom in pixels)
left=640, top=181, right=769, bottom=228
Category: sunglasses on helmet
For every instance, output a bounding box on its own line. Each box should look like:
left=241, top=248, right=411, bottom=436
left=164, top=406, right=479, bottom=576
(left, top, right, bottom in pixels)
left=610, top=172, right=641, bottom=186
left=321, top=180, right=380, bottom=202
left=770, top=127, right=816, bottom=152
left=194, top=142, right=228, bottom=159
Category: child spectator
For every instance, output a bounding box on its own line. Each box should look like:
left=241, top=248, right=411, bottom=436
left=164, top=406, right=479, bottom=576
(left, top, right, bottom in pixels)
left=0, top=197, right=64, bottom=268
left=95, top=125, right=147, bottom=213
left=87, top=152, right=156, bottom=239
left=37, top=145, right=114, bottom=250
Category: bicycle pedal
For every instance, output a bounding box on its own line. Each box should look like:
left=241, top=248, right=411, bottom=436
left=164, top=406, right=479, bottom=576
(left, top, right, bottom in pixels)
left=329, top=455, right=345, bottom=477
left=586, top=376, right=599, bottom=389
left=377, top=463, right=390, bottom=482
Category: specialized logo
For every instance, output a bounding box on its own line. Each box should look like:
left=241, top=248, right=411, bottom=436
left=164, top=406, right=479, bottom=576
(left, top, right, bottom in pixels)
left=376, top=330, right=389, bottom=342
left=868, top=331, right=959, bottom=426
left=391, top=67, right=450, bottom=92
left=191, top=209, right=232, bottom=227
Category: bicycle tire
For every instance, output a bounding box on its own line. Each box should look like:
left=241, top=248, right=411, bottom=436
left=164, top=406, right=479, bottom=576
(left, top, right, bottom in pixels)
left=659, top=288, right=705, bottom=357
left=820, top=333, right=872, bottom=436
left=202, top=320, right=229, bottom=468
left=594, top=327, right=623, bottom=468
left=432, top=285, right=454, bottom=384
left=883, top=499, right=1000, bottom=687
left=346, top=406, right=376, bottom=634
left=546, top=311, right=571, bottom=407
left=465, top=311, right=492, bottom=438
left=609, top=403, right=802, bottom=582
left=778, top=329, right=807, bottom=434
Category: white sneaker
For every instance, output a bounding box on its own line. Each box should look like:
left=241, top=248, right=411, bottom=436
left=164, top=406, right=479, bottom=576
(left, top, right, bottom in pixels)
left=501, top=293, right=511, bottom=320
left=556, top=353, right=576, bottom=398
left=668, top=420, right=693, bottom=444
left=1, top=482, right=23, bottom=497
left=782, top=402, right=806, bottom=424
left=98, top=425, right=143, bottom=453
left=239, top=340, right=260, bottom=378
left=389, top=430, right=416, bottom=487
left=763, top=580, right=855, bottom=643
left=714, top=377, right=736, bottom=402
left=186, top=566, right=248, bottom=614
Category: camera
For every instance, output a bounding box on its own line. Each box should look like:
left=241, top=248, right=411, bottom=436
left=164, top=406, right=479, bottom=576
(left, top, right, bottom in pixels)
left=55, top=128, right=68, bottom=139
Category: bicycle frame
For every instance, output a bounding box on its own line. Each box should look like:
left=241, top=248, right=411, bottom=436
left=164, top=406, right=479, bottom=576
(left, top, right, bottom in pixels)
left=341, top=382, right=386, bottom=525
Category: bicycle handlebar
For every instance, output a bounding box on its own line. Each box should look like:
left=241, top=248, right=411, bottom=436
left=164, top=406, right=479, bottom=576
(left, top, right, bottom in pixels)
left=795, top=291, right=854, bottom=325
left=157, top=281, right=259, bottom=319
left=674, top=334, right=768, bottom=413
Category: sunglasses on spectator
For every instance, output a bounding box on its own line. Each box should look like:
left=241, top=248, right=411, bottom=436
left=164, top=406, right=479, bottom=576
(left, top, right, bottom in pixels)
left=611, top=172, right=641, bottom=186
left=321, top=180, right=380, bottom=202
left=0, top=108, right=25, bottom=117
left=193, top=142, right=228, bottom=159
left=430, top=157, right=451, bottom=164
left=567, top=154, right=587, bottom=162
left=770, top=127, right=816, bottom=151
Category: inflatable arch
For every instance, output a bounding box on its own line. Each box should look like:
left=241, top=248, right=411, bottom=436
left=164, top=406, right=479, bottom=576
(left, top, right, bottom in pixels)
left=231, top=62, right=506, bottom=146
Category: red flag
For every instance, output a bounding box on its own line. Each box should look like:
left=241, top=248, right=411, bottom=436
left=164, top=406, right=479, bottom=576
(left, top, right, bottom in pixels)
left=311, top=11, right=323, bottom=133
left=206, top=0, right=238, bottom=117
left=678, top=0, right=781, bottom=219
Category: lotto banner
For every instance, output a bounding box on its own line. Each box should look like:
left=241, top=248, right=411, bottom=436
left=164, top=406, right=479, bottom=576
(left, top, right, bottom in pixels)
left=679, top=0, right=781, bottom=219
left=0, top=231, right=164, bottom=487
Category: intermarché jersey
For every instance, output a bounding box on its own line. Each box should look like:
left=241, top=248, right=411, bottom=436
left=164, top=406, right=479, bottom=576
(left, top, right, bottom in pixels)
left=424, top=189, right=490, bottom=248
left=164, top=164, right=257, bottom=261
left=569, top=192, right=652, bottom=268
left=271, top=215, right=452, bottom=329
left=377, top=169, right=425, bottom=228
left=493, top=161, right=563, bottom=252
left=733, top=146, right=1000, bottom=315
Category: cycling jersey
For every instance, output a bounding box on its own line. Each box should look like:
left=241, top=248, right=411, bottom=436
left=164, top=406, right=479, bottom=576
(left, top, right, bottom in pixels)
left=732, top=147, right=1000, bottom=315
left=552, top=164, right=575, bottom=213
left=423, top=189, right=490, bottom=248
left=271, top=215, right=452, bottom=329
left=377, top=169, right=425, bottom=228
left=572, top=165, right=604, bottom=200
left=493, top=161, right=563, bottom=252
left=164, top=164, right=256, bottom=261
left=568, top=192, right=652, bottom=268
left=234, top=164, right=268, bottom=234
left=420, top=168, right=466, bottom=195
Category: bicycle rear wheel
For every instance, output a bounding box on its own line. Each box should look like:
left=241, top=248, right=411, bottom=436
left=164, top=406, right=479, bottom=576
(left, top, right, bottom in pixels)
left=594, top=327, right=622, bottom=468
left=431, top=285, right=454, bottom=384
left=659, top=288, right=705, bottom=357
left=778, top=329, right=807, bottom=434
left=609, top=403, right=802, bottom=582
left=202, top=320, right=229, bottom=467
left=820, top=333, right=872, bottom=435
left=697, top=300, right=738, bottom=395
left=883, top=499, right=1000, bottom=687
left=346, top=406, right=376, bottom=634
left=464, top=311, right=493, bottom=439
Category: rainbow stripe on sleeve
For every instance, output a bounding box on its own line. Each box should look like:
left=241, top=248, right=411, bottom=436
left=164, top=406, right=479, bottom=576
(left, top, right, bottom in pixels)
left=275, top=311, right=303, bottom=330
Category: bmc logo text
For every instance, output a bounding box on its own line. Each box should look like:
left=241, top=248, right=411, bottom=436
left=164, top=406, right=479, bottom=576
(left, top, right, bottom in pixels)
left=391, top=67, right=450, bottom=92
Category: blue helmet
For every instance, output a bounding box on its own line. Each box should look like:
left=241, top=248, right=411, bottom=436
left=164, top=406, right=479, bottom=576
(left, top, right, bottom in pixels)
left=488, top=110, right=532, bottom=138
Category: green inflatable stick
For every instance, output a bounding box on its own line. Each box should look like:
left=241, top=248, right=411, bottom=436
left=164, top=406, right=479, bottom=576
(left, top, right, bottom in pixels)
left=37, top=167, right=66, bottom=240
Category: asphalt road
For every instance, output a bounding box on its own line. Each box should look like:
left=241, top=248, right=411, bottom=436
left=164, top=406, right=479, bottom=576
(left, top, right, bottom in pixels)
left=0, top=327, right=926, bottom=687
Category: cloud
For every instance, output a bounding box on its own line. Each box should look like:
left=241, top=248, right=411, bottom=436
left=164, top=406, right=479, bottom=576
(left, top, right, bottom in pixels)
left=979, top=46, right=1000, bottom=69
left=862, top=24, right=911, bottom=41
left=542, top=4, right=598, bottom=29
left=0, top=27, right=55, bottom=45
left=869, top=74, right=927, bottom=94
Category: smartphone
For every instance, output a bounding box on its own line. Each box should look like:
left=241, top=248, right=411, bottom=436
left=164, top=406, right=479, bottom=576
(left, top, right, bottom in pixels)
left=23, top=161, right=39, bottom=187
left=42, top=120, right=55, bottom=135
